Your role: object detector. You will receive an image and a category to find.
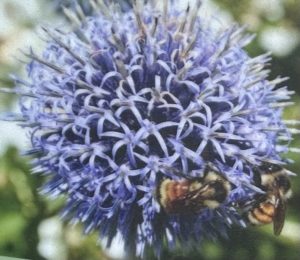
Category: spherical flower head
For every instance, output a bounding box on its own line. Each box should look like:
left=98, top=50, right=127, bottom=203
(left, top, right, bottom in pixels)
left=9, top=0, right=296, bottom=257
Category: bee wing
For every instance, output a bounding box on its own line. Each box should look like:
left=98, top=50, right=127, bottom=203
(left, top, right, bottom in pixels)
left=163, top=191, right=206, bottom=214
left=185, top=183, right=218, bottom=203
left=273, top=197, right=286, bottom=236
left=165, top=183, right=215, bottom=214
left=239, top=194, right=265, bottom=211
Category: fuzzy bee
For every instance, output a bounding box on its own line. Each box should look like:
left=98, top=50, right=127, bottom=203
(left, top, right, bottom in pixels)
left=157, top=167, right=231, bottom=214
left=246, top=163, right=292, bottom=235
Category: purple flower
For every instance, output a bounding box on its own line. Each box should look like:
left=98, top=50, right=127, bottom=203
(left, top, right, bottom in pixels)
left=3, top=0, right=297, bottom=257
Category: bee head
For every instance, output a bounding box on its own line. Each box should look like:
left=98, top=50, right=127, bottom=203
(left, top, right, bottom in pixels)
left=204, top=170, right=231, bottom=196
left=276, top=174, right=292, bottom=199
left=208, top=181, right=231, bottom=203
left=254, top=163, right=292, bottom=199
left=254, top=163, right=284, bottom=189
left=259, top=163, right=283, bottom=174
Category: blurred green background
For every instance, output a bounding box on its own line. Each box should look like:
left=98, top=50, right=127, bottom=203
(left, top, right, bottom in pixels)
left=0, top=0, right=299, bottom=259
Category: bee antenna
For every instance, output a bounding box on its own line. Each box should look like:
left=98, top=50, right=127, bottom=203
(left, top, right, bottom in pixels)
left=284, top=169, right=297, bottom=176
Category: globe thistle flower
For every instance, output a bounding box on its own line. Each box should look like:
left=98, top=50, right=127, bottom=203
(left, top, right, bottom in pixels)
left=2, top=0, right=299, bottom=257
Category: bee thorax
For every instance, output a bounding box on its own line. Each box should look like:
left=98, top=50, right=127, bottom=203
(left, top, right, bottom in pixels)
left=203, top=200, right=220, bottom=209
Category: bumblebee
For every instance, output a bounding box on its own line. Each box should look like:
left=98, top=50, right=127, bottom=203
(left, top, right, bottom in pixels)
left=157, top=168, right=231, bottom=214
left=246, top=163, right=292, bottom=235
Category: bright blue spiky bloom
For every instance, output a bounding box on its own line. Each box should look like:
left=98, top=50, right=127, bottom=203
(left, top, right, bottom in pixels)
left=5, top=0, right=297, bottom=257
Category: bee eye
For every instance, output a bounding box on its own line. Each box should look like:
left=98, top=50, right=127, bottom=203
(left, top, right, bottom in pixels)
left=277, top=176, right=291, bottom=192
left=260, top=163, right=282, bottom=173
left=269, top=164, right=281, bottom=172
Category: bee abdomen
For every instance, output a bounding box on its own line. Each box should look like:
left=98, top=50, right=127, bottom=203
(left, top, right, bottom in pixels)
left=248, top=203, right=275, bottom=225
left=259, top=202, right=275, bottom=217
left=166, top=180, right=189, bottom=199
left=158, top=179, right=189, bottom=213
